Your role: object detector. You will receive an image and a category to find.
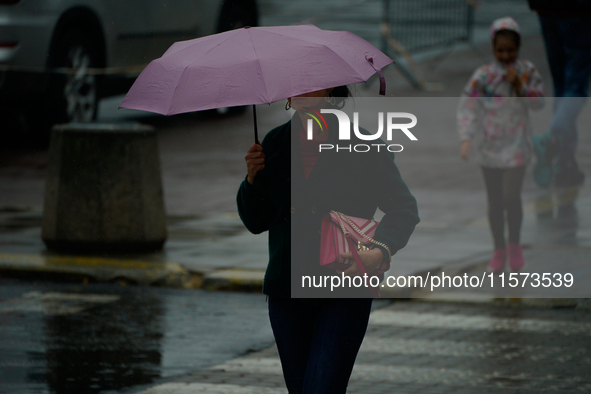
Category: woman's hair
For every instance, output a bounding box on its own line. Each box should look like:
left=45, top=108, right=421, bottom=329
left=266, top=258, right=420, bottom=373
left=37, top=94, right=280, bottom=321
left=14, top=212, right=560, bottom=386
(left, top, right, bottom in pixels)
left=330, top=85, right=351, bottom=109
left=493, top=29, right=520, bottom=48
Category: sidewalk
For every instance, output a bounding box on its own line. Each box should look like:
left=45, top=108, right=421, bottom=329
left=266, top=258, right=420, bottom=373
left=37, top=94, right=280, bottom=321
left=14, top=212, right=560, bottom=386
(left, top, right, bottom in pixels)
left=2, top=178, right=589, bottom=303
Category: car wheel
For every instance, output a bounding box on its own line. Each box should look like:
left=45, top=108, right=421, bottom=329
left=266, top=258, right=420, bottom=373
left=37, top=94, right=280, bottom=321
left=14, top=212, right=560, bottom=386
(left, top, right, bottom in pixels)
left=47, top=28, right=102, bottom=126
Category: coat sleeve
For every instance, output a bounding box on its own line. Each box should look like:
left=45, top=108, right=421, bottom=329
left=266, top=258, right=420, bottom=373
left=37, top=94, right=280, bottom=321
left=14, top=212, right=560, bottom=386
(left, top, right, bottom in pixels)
left=236, top=133, right=278, bottom=235
left=236, top=176, right=275, bottom=234
left=372, top=150, right=420, bottom=258
left=517, top=61, right=545, bottom=110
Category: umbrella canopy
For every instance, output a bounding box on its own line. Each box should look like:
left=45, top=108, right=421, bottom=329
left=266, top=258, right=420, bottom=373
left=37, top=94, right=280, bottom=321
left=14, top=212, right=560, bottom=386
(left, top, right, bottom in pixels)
left=119, top=25, right=392, bottom=116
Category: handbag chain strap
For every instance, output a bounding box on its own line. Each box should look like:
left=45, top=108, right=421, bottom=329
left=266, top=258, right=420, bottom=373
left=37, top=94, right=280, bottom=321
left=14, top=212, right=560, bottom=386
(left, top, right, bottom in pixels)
left=332, top=211, right=392, bottom=260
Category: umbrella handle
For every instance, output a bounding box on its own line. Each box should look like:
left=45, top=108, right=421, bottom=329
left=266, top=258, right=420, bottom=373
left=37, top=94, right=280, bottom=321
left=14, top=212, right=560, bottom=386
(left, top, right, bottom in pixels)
left=253, top=105, right=259, bottom=144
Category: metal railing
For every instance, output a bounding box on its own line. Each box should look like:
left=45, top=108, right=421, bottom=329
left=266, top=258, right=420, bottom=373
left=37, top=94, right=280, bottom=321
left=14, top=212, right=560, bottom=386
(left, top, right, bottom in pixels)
left=293, top=0, right=477, bottom=90
left=381, top=0, right=474, bottom=53
left=380, top=0, right=476, bottom=89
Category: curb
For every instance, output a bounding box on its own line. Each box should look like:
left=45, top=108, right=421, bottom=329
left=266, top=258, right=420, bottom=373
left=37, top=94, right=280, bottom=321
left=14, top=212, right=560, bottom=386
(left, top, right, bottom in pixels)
left=201, top=269, right=265, bottom=292
left=0, top=253, right=196, bottom=288
left=0, top=252, right=266, bottom=292
left=1, top=251, right=586, bottom=310
left=380, top=250, right=492, bottom=299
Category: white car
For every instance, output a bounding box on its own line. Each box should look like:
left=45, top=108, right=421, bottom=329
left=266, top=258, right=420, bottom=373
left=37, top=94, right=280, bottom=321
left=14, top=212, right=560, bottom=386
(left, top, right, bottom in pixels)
left=0, top=0, right=258, bottom=141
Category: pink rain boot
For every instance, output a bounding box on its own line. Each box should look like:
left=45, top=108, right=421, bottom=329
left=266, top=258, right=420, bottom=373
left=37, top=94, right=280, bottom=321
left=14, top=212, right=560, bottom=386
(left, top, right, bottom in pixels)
left=508, top=244, right=525, bottom=272
left=488, top=248, right=506, bottom=273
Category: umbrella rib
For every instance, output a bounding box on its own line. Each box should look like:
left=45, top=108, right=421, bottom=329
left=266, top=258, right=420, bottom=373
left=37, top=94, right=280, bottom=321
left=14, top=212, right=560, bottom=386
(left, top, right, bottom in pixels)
left=166, top=67, right=189, bottom=115
left=321, top=44, right=372, bottom=83
left=164, top=32, right=244, bottom=114
left=166, top=30, right=239, bottom=58
left=246, top=28, right=270, bottom=104
left=256, top=29, right=374, bottom=93
left=294, top=29, right=389, bottom=83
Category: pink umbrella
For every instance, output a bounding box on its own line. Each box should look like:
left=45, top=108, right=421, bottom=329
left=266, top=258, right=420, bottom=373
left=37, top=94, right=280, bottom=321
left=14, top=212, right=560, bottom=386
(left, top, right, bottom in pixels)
left=119, top=25, right=392, bottom=142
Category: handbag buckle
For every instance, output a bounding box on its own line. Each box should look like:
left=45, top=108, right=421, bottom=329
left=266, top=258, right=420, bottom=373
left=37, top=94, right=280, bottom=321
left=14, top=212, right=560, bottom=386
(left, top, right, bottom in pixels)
left=357, top=241, right=371, bottom=251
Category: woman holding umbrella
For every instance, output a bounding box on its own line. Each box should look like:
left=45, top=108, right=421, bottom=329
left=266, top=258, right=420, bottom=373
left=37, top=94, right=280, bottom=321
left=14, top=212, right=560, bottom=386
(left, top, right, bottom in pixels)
left=237, top=86, right=419, bottom=393
left=119, top=22, right=418, bottom=393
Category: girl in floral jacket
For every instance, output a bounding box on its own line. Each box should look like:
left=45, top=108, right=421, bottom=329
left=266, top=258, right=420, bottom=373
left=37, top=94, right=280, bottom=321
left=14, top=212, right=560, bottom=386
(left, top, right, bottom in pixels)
left=457, top=17, right=544, bottom=273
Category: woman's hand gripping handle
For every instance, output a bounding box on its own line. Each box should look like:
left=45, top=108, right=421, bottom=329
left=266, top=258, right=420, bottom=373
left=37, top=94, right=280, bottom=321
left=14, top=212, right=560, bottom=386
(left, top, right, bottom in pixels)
left=338, top=248, right=384, bottom=276
left=245, top=143, right=265, bottom=185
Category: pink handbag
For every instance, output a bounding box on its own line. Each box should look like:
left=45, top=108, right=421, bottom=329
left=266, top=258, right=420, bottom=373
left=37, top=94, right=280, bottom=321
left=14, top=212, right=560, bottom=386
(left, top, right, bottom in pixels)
left=320, top=211, right=391, bottom=297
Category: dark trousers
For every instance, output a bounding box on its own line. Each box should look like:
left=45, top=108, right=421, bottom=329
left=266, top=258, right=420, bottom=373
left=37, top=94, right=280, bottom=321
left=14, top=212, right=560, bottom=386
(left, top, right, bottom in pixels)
left=538, top=15, right=591, bottom=160
left=268, top=296, right=373, bottom=393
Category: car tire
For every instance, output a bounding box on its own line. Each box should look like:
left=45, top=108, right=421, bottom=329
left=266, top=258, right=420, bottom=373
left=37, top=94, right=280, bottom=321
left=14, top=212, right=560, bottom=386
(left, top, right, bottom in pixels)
left=25, top=28, right=102, bottom=146
left=44, top=28, right=102, bottom=129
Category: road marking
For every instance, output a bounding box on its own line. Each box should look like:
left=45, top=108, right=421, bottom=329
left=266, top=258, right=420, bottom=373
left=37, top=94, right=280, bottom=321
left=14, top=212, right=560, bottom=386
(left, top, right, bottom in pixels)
left=137, top=355, right=591, bottom=393
left=139, top=382, right=287, bottom=394
left=359, top=336, right=588, bottom=360
left=133, top=307, right=591, bottom=394
left=0, top=292, right=120, bottom=316
left=369, top=310, right=591, bottom=335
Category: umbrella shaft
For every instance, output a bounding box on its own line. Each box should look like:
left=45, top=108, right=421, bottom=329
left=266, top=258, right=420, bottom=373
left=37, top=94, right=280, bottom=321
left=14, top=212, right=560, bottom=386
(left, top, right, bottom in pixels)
left=253, top=105, right=259, bottom=144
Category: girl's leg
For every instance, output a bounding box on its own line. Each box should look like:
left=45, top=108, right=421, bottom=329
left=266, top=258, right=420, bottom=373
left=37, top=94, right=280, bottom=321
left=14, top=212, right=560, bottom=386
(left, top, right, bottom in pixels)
left=481, top=167, right=506, bottom=249
left=268, top=296, right=315, bottom=393
left=302, top=298, right=373, bottom=394
left=502, top=166, right=527, bottom=271
left=502, top=166, right=526, bottom=245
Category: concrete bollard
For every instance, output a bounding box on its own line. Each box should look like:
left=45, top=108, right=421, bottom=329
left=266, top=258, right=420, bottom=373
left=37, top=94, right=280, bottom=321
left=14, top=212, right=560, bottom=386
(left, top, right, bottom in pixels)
left=42, top=123, right=167, bottom=253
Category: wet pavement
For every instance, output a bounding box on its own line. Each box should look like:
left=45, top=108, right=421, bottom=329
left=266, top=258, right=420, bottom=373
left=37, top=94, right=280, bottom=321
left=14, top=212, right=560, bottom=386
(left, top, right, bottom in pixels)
left=142, top=301, right=591, bottom=394
left=2, top=278, right=589, bottom=394
left=2, top=1, right=591, bottom=393
left=0, top=279, right=274, bottom=394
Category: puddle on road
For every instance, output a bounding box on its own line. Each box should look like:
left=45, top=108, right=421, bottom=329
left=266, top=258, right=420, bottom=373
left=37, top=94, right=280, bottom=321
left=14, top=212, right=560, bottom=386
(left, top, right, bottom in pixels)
left=0, top=282, right=274, bottom=394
